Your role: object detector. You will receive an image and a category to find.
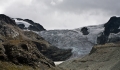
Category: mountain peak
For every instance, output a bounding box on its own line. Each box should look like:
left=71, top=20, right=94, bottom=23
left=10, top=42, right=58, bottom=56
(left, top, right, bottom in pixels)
left=106, top=16, right=120, bottom=24
left=104, top=16, right=120, bottom=36
left=0, top=14, right=16, bottom=25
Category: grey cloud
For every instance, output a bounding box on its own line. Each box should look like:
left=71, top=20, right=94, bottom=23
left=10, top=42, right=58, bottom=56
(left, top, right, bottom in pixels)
left=53, top=0, right=120, bottom=15
left=0, top=0, right=9, bottom=3
left=4, top=0, right=120, bottom=18
left=2, top=0, right=120, bottom=29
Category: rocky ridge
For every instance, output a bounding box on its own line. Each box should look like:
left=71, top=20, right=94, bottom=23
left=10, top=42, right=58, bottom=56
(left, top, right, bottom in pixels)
left=0, top=14, right=69, bottom=70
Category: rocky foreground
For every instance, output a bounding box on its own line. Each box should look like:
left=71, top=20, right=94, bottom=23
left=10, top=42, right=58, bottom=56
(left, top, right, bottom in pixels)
left=59, top=42, right=120, bottom=70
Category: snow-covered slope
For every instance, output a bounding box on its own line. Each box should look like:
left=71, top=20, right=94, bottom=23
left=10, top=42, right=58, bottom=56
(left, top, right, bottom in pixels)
left=14, top=18, right=31, bottom=28
left=14, top=18, right=45, bottom=31
left=38, top=24, right=104, bottom=58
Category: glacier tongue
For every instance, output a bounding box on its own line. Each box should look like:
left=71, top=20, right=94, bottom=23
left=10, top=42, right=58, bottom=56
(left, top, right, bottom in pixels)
left=38, top=24, right=104, bottom=58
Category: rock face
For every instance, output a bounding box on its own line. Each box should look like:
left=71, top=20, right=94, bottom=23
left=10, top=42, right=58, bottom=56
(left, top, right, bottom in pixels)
left=104, top=16, right=120, bottom=35
left=0, top=14, right=64, bottom=70
left=59, top=42, right=120, bottom=70
left=97, top=16, right=120, bottom=44
left=14, top=18, right=46, bottom=31
left=0, top=14, right=16, bottom=25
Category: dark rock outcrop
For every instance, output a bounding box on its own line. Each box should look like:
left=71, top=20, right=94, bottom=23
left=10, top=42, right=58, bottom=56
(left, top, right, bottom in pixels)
left=0, top=14, right=16, bottom=25
left=104, top=16, right=120, bottom=36
left=81, top=27, right=89, bottom=35
left=97, top=16, right=120, bottom=44
left=17, top=24, right=25, bottom=29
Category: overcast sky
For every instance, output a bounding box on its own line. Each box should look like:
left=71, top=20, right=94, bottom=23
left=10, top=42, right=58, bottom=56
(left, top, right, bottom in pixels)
left=0, top=0, right=119, bottom=30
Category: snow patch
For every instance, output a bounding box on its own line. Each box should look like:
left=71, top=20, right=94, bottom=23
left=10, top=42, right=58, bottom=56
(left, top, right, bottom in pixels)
left=14, top=19, right=31, bottom=28
left=54, top=61, right=64, bottom=65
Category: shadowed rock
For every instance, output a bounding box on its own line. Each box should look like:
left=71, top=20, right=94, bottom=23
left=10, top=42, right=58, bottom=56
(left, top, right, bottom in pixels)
left=0, top=14, right=16, bottom=25
left=97, top=16, right=120, bottom=44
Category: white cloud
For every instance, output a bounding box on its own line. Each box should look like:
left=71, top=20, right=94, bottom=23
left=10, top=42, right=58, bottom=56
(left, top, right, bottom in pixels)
left=0, top=7, right=4, bottom=13
left=58, top=0, right=63, bottom=2
left=51, top=0, right=56, bottom=5
left=15, top=0, right=33, bottom=6
left=50, top=0, right=63, bottom=6
left=40, top=10, right=110, bottom=30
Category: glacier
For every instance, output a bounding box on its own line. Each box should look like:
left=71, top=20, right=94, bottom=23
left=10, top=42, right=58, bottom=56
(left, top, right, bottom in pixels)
left=38, top=24, right=104, bottom=58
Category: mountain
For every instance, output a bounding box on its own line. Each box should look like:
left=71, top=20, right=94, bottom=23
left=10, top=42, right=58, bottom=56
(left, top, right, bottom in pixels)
left=13, top=18, right=46, bottom=31
left=3, top=13, right=119, bottom=70
left=0, top=14, right=70, bottom=70
left=1, top=13, right=119, bottom=70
